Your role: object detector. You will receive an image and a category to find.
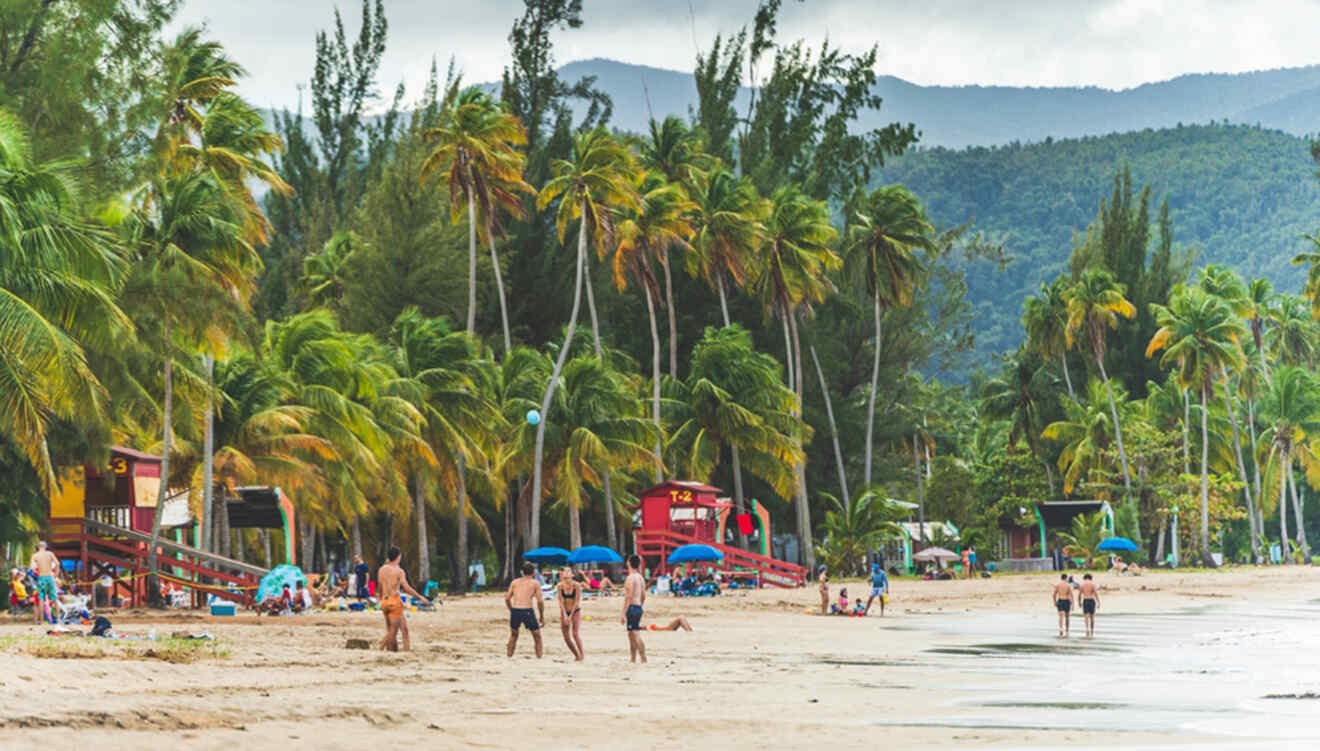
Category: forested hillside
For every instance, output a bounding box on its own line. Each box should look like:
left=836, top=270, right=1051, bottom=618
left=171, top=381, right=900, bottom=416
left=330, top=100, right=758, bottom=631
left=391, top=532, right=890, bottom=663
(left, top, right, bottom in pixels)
left=876, top=123, right=1320, bottom=364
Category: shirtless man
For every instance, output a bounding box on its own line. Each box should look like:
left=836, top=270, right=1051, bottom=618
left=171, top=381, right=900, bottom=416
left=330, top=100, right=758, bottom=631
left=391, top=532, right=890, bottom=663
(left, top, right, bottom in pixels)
left=30, top=541, right=59, bottom=625
left=1079, top=573, right=1100, bottom=637
left=1052, top=573, right=1074, bottom=637
left=505, top=562, right=545, bottom=658
left=377, top=547, right=429, bottom=652
left=621, top=554, right=646, bottom=663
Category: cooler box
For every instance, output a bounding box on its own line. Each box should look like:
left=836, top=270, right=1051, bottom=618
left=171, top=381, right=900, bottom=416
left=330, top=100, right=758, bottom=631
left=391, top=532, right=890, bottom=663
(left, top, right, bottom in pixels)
left=209, top=597, right=236, bottom=616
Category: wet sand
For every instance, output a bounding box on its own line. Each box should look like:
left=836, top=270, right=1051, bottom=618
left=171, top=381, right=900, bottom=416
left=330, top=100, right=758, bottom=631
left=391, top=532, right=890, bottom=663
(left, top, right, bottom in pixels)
left=3, top=566, right=1319, bottom=749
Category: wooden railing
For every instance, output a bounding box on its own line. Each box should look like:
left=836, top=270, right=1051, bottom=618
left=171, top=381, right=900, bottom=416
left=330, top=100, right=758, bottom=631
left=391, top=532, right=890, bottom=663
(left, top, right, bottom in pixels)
left=634, top=528, right=808, bottom=587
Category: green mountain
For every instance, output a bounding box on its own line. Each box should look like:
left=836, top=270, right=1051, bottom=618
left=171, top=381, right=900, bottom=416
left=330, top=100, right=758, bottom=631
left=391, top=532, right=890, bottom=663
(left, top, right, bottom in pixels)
left=559, top=58, right=1320, bottom=148
left=873, top=123, right=1320, bottom=365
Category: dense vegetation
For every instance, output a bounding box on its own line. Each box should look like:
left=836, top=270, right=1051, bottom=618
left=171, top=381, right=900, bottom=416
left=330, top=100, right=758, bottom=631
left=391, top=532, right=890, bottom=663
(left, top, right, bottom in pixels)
left=878, top=124, right=1320, bottom=366
left=4, top=0, right=1320, bottom=597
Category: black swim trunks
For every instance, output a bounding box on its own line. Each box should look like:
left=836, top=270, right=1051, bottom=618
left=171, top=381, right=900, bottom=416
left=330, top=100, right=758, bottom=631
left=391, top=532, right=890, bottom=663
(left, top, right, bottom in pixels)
left=510, top=607, right=540, bottom=631
left=625, top=604, right=643, bottom=631
left=1082, top=598, right=1096, bottom=615
left=1056, top=598, right=1071, bottom=613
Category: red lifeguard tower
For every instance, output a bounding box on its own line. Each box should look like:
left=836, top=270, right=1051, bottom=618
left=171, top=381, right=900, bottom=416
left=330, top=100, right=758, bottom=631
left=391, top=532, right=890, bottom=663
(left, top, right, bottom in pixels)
left=632, top=481, right=806, bottom=587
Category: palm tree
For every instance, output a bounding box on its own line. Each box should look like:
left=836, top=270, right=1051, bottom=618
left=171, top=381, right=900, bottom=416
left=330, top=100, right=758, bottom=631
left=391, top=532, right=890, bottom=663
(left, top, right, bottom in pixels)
left=815, top=490, right=905, bottom=576
left=1057, top=511, right=1109, bottom=567
left=530, top=127, right=636, bottom=547
left=685, top=168, right=766, bottom=327
left=1043, top=379, right=1132, bottom=494
left=667, top=325, right=804, bottom=547
left=421, top=86, right=531, bottom=353
left=1267, top=295, right=1317, bottom=368
left=847, top=184, right=934, bottom=490
left=1291, top=232, right=1320, bottom=320
left=1023, top=277, right=1077, bottom=400
left=1243, top=277, right=1274, bottom=382
left=982, top=349, right=1056, bottom=491
left=757, top=185, right=839, bottom=569
left=301, top=230, right=360, bottom=312
left=614, top=170, right=695, bottom=481
left=0, top=110, right=129, bottom=492
left=1064, top=268, right=1137, bottom=497
left=1147, top=286, right=1246, bottom=567
left=1258, top=366, right=1320, bottom=563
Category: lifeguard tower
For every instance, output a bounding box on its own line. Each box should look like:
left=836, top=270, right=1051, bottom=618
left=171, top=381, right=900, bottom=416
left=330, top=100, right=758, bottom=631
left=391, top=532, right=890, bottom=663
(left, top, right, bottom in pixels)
left=46, top=446, right=292, bottom=607
left=632, top=481, right=807, bottom=587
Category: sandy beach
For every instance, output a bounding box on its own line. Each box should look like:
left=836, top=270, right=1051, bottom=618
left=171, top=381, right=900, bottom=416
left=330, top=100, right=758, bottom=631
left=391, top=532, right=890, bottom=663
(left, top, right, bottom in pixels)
left=4, top=566, right=1320, bottom=749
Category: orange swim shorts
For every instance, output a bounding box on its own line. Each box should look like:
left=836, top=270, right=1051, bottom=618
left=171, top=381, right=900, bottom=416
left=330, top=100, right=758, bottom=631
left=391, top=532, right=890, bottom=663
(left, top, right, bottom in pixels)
left=381, top=596, right=404, bottom=618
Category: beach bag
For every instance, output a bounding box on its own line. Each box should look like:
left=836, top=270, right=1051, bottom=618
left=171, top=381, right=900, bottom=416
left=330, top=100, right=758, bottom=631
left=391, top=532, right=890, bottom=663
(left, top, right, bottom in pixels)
left=90, top=616, right=112, bottom=637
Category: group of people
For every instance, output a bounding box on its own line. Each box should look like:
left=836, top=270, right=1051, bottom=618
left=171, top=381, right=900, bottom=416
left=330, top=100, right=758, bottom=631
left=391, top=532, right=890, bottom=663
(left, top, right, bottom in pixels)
left=503, top=554, right=667, bottom=663
left=1052, top=573, right=1101, bottom=637
left=817, top=563, right=890, bottom=617
left=10, top=541, right=62, bottom=623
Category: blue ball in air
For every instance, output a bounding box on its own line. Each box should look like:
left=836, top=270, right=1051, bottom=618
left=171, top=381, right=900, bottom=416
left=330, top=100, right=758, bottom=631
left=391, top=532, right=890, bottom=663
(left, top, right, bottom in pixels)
left=526, top=409, right=541, bottom=426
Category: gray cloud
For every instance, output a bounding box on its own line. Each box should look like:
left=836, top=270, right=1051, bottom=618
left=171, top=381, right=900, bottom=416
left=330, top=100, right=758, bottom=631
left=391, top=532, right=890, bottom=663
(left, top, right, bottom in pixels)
left=173, top=0, right=1320, bottom=112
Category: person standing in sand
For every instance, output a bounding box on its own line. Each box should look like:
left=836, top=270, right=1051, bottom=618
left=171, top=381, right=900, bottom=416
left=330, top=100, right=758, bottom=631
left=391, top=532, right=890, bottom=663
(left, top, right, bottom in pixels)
left=557, top=567, right=584, bottom=661
left=30, top=541, right=59, bottom=625
left=377, top=547, right=429, bottom=652
left=1052, top=573, right=1074, bottom=637
left=621, top=554, right=646, bottom=663
left=864, top=564, right=889, bottom=616
left=1079, top=573, right=1100, bottom=637
left=505, top=562, right=545, bottom=658
left=817, top=565, right=829, bottom=615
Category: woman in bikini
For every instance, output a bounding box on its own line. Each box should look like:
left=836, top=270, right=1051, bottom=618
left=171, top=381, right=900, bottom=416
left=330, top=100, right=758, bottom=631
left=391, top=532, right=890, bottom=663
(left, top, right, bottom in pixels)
left=557, top=567, right=585, bottom=661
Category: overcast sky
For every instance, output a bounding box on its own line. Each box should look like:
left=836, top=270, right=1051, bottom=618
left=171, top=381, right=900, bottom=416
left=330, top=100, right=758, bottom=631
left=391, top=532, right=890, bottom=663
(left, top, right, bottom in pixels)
left=174, top=0, right=1320, bottom=112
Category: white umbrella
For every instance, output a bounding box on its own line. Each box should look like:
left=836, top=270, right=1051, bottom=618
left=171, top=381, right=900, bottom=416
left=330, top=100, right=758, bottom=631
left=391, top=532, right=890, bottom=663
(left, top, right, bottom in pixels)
left=912, top=546, right=959, bottom=562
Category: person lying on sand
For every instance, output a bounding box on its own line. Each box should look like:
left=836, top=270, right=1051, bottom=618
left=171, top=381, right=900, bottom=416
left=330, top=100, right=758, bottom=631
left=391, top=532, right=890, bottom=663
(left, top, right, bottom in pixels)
left=647, top=617, right=692, bottom=631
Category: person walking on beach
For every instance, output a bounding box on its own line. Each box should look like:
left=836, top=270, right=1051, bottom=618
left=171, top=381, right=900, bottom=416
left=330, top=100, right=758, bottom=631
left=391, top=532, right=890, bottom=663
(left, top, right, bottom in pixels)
left=30, top=541, right=59, bottom=625
left=864, top=564, right=889, bottom=616
left=622, top=554, right=647, bottom=663
left=557, top=567, right=584, bottom=661
left=817, top=565, right=829, bottom=615
left=1079, top=573, right=1100, bottom=637
left=1052, top=573, right=1074, bottom=637
left=377, top=547, right=429, bottom=652
left=505, top=562, right=545, bottom=658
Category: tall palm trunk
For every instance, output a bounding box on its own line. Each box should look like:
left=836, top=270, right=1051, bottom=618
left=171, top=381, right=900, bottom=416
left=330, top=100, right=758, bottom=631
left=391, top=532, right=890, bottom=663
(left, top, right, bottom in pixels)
left=1287, top=463, right=1310, bottom=561
left=1223, top=380, right=1257, bottom=558
left=487, top=232, right=512, bottom=356
left=262, top=528, right=272, bottom=568
left=810, top=344, right=849, bottom=510
left=466, top=188, right=478, bottom=334
left=602, top=479, right=618, bottom=551
left=1059, top=350, right=1076, bottom=401
left=531, top=203, right=589, bottom=548
left=1199, top=385, right=1214, bottom=567
left=914, top=433, right=926, bottom=545
left=456, top=457, right=469, bottom=590
left=645, top=284, right=663, bottom=482
left=662, top=249, right=678, bottom=378
left=1278, top=449, right=1291, bottom=564
left=584, top=247, right=604, bottom=358
left=569, top=493, right=583, bottom=550
left=1182, top=389, right=1190, bottom=475
left=414, top=472, right=430, bottom=586
left=781, top=314, right=795, bottom=392
left=716, top=272, right=731, bottom=327
left=730, top=445, right=749, bottom=549
left=201, top=353, right=215, bottom=553
left=350, top=516, right=362, bottom=558
left=864, top=293, right=882, bottom=490
left=299, top=519, right=314, bottom=570
left=1247, top=397, right=1263, bottom=554
left=1096, top=355, right=1132, bottom=496
left=147, top=320, right=173, bottom=607
left=788, top=309, right=814, bottom=571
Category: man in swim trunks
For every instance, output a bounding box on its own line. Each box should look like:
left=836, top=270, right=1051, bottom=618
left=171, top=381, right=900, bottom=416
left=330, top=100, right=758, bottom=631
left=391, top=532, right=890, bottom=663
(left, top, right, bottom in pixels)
left=30, top=541, right=59, bottom=625
left=1079, top=573, right=1100, bottom=637
left=377, top=547, right=429, bottom=652
left=505, top=562, right=545, bottom=658
left=1052, top=573, right=1074, bottom=637
left=864, top=564, right=889, bottom=616
left=621, top=554, right=646, bottom=663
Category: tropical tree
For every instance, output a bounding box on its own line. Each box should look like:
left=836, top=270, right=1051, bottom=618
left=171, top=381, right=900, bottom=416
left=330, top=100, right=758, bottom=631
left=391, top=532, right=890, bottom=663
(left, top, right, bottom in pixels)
left=685, top=168, right=766, bottom=327
left=301, top=230, right=360, bottom=312
left=1258, top=366, right=1320, bottom=563
left=529, top=127, right=636, bottom=547
left=1291, top=232, right=1320, bottom=320
left=1064, top=268, right=1137, bottom=497
left=1147, top=286, right=1246, bottom=567
left=421, top=85, right=531, bottom=353
left=1267, top=295, right=1317, bottom=369
left=1056, top=511, right=1109, bottom=567
left=614, top=170, right=695, bottom=480
left=1043, top=379, right=1132, bottom=495
left=815, top=490, right=904, bottom=576
left=1023, top=277, right=1077, bottom=400
left=982, top=349, right=1056, bottom=491
left=847, top=184, right=934, bottom=489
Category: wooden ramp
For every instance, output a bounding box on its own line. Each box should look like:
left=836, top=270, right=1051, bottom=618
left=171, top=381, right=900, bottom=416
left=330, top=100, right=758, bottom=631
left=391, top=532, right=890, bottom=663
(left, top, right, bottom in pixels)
left=633, top=528, right=808, bottom=587
left=49, top=517, right=267, bottom=608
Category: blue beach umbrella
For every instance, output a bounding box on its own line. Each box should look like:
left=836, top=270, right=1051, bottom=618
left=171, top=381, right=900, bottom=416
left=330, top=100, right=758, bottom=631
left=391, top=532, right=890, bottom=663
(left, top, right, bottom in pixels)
left=666, top=544, right=725, bottom=565
left=523, top=547, right=572, bottom=565
left=256, top=563, right=306, bottom=603
left=1097, top=537, right=1139, bottom=552
left=568, top=545, right=623, bottom=565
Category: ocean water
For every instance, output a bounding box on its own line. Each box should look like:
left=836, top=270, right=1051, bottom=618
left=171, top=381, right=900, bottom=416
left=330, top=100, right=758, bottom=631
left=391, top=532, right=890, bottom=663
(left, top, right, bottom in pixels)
left=870, top=598, right=1320, bottom=747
